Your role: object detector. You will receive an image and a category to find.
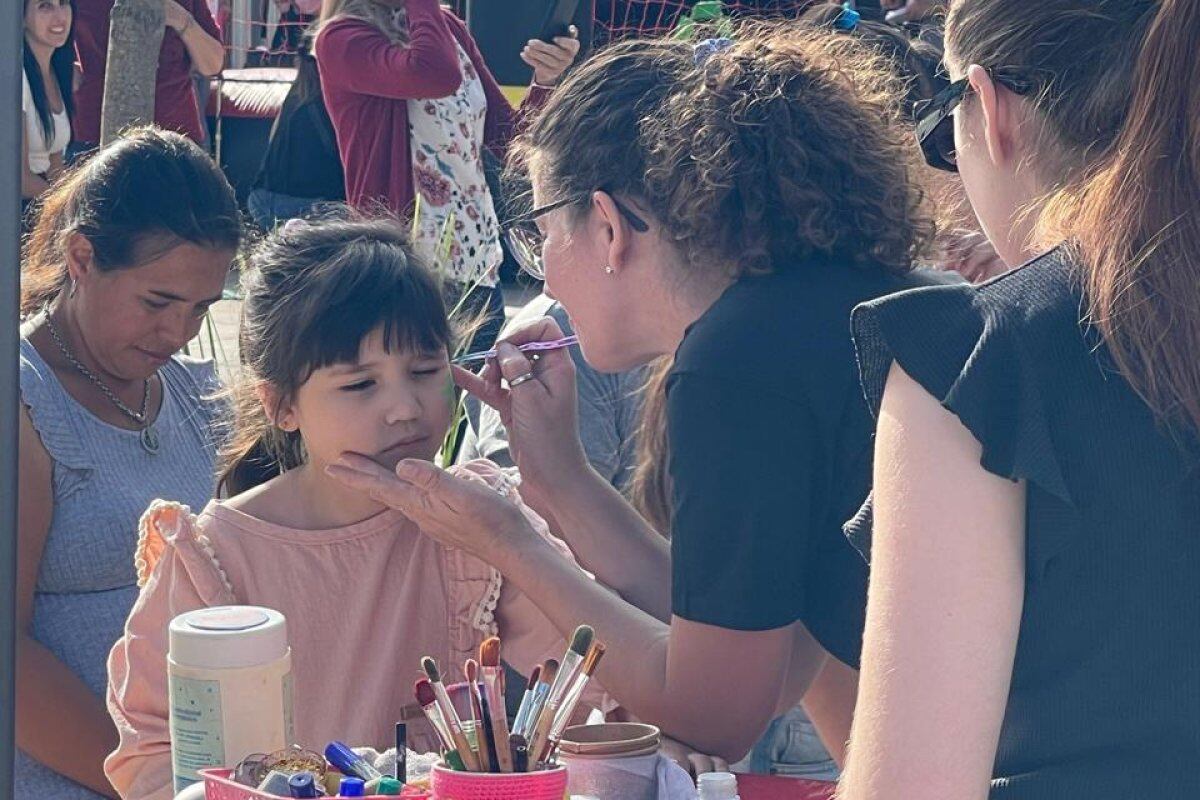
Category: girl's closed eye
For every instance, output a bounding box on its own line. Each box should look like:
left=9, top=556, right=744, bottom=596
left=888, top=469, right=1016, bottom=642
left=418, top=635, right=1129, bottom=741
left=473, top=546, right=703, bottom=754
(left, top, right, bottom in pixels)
left=412, top=364, right=446, bottom=378
left=340, top=379, right=375, bottom=392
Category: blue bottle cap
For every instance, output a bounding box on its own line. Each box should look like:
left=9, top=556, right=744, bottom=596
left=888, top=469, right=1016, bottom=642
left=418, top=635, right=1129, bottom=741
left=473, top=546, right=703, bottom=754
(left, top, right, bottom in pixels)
left=339, top=776, right=366, bottom=797
left=287, top=771, right=318, bottom=798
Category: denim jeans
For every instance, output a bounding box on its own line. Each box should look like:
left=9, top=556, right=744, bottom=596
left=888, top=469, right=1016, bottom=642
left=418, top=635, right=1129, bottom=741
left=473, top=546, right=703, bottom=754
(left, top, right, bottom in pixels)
left=247, top=188, right=329, bottom=231
left=734, top=706, right=840, bottom=781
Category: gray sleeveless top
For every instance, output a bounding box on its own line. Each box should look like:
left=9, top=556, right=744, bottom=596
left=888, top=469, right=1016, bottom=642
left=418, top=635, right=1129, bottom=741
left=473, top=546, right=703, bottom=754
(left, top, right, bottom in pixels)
left=17, top=337, right=222, bottom=799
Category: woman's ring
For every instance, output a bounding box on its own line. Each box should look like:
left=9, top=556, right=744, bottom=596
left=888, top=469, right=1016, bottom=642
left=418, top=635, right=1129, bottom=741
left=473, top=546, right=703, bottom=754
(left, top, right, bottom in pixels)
left=509, top=372, right=536, bottom=388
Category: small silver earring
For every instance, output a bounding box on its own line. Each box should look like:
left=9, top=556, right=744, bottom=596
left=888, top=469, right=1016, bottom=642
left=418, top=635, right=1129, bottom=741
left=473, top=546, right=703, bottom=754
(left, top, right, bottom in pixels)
left=604, top=265, right=614, bottom=275
left=68, top=279, right=78, bottom=298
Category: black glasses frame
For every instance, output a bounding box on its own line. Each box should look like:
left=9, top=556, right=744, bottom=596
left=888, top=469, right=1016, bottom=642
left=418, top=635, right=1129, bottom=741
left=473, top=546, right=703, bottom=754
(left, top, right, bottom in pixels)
left=914, top=67, right=1043, bottom=172
left=506, top=191, right=650, bottom=233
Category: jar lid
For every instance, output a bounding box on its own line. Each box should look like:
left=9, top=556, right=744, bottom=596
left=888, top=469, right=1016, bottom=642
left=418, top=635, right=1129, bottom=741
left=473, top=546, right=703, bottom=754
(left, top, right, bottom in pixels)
left=169, top=606, right=288, bottom=669
left=558, top=723, right=660, bottom=758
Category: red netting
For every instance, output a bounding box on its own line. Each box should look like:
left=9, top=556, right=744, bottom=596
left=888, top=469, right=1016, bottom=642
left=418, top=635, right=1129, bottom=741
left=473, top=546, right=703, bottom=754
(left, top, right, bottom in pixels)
left=593, top=0, right=820, bottom=44
left=215, top=0, right=468, bottom=68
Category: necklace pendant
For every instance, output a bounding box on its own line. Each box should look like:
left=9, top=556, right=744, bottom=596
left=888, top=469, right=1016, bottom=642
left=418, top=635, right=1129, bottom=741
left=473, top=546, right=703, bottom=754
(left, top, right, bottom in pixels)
left=140, top=425, right=160, bottom=455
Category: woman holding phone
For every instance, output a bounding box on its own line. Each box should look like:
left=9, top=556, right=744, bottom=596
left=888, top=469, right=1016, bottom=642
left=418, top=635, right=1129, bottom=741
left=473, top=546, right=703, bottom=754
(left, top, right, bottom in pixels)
left=314, top=0, right=579, bottom=351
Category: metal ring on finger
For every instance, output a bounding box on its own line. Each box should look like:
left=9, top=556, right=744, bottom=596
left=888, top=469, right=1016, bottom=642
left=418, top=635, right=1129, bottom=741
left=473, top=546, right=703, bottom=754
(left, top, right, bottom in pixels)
left=508, top=371, right=537, bottom=388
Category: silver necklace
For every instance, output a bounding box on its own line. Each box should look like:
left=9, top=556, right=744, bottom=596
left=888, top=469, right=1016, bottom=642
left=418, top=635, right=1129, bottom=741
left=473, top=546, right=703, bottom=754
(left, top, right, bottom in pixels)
left=44, top=307, right=161, bottom=454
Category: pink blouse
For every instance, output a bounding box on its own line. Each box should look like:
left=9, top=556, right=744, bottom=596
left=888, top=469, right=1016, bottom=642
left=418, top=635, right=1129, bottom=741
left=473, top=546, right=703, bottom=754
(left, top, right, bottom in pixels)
left=105, top=460, right=611, bottom=800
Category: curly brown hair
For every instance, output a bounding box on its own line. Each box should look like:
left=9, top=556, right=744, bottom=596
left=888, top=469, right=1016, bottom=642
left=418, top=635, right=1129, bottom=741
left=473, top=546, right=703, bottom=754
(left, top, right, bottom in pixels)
left=511, top=21, right=936, bottom=280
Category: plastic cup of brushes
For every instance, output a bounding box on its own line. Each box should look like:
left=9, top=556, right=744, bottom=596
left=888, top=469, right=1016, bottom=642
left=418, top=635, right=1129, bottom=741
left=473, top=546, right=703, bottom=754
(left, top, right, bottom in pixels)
left=429, top=763, right=568, bottom=800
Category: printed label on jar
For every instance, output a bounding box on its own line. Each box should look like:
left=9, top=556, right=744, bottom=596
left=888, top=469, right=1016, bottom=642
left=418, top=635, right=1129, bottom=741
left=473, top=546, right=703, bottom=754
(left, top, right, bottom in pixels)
left=170, top=673, right=225, bottom=792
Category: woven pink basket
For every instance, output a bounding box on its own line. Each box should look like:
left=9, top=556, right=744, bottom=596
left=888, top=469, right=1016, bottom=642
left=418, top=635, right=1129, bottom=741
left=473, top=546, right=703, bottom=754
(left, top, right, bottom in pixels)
left=430, top=763, right=567, bottom=800
left=200, top=768, right=431, bottom=799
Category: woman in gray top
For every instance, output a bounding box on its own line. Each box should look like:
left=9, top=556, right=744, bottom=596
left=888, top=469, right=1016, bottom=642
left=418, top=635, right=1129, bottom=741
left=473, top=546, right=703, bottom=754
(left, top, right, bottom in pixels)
left=17, top=127, right=241, bottom=798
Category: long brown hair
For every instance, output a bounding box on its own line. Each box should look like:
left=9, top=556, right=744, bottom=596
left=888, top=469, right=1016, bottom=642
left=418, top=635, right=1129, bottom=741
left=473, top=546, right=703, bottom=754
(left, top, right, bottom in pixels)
left=947, top=0, right=1200, bottom=431
left=316, top=0, right=408, bottom=44
left=21, top=127, right=242, bottom=317
left=626, top=357, right=673, bottom=536
left=218, top=211, right=452, bottom=495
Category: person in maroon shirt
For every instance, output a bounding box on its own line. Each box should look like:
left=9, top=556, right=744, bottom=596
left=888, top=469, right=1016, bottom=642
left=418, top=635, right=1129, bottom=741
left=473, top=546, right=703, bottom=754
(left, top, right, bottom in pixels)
left=314, top=0, right=578, bottom=351
left=71, top=0, right=225, bottom=149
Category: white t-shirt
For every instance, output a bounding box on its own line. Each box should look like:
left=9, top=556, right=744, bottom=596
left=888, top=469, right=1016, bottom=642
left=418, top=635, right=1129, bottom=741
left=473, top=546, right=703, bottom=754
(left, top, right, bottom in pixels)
left=22, top=72, right=70, bottom=175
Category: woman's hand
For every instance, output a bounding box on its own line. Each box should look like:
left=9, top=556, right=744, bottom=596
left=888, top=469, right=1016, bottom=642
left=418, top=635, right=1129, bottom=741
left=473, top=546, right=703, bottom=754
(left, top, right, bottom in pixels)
left=938, top=229, right=1008, bottom=283
left=163, top=0, right=193, bottom=32
left=326, top=454, right=539, bottom=568
left=521, top=25, right=580, bottom=86
left=660, top=735, right=731, bottom=778
left=453, top=316, right=589, bottom=504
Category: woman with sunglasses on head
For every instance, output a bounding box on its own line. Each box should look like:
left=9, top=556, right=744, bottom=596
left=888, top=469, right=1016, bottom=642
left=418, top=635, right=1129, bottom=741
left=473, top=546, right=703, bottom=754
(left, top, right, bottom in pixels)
left=327, top=25, right=942, bottom=761
left=838, top=0, right=1200, bottom=797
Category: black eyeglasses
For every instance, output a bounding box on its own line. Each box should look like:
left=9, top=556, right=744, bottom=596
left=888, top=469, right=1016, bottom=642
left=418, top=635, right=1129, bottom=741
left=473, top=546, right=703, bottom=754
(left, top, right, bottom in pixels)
left=914, top=67, right=1042, bottom=172
left=504, top=191, right=649, bottom=280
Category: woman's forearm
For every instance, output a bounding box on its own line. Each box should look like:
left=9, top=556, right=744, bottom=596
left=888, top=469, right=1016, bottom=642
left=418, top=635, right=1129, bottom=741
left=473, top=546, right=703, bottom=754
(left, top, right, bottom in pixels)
left=22, top=171, right=51, bottom=200
left=531, top=466, right=672, bottom=623
left=499, top=537, right=790, bottom=761
left=17, top=636, right=119, bottom=797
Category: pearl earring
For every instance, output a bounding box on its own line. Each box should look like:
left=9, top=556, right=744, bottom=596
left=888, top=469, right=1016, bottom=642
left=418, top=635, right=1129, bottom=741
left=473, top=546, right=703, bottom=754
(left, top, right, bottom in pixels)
left=604, top=265, right=615, bottom=275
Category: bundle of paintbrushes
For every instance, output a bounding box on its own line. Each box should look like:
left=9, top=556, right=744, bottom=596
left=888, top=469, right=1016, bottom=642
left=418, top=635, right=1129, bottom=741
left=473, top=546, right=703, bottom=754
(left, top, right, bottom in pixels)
left=414, top=625, right=606, bottom=773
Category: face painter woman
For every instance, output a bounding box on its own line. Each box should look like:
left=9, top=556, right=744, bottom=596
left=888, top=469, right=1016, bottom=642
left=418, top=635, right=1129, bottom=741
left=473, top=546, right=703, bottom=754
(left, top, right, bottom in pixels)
left=328, top=26, right=940, bottom=762
left=17, top=128, right=240, bottom=798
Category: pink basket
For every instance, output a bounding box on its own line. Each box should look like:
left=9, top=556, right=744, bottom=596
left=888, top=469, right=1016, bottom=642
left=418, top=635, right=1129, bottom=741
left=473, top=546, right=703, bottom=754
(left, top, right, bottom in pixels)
left=200, top=768, right=431, bottom=799
left=430, top=763, right=567, bottom=800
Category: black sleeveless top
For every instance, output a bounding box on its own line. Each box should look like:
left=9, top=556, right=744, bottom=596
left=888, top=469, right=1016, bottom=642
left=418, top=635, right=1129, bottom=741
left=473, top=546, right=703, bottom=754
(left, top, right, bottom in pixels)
left=849, top=246, right=1200, bottom=798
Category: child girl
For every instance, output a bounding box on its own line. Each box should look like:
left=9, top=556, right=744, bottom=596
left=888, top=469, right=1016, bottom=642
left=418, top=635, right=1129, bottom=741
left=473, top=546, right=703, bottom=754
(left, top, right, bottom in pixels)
left=104, top=213, right=608, bottom=800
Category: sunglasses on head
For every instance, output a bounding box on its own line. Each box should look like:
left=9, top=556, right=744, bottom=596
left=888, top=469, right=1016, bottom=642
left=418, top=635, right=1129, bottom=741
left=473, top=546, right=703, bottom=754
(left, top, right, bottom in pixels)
left=914, top=67, right=1042, bottom=172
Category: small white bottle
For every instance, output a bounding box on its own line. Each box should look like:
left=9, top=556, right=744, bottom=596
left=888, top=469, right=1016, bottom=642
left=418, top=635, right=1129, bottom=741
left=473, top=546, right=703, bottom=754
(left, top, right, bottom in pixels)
left=168, top=606, right=294, bottom=793
left=697, top=771, right=741, bottom=800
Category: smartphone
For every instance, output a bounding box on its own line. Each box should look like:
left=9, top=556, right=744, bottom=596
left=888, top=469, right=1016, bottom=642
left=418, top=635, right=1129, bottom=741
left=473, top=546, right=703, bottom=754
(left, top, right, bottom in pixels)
left=538, top=0, right=580, bottom=42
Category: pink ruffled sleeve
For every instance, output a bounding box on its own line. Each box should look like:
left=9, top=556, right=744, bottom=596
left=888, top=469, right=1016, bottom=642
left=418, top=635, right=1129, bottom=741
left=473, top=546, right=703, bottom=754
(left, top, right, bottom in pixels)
left=105, top=501, right=237, bottom=800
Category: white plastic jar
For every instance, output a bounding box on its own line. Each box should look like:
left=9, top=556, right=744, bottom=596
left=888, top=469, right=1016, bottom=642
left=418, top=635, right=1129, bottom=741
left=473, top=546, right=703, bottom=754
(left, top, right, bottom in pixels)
left=168, top=606, right=294, bottom=793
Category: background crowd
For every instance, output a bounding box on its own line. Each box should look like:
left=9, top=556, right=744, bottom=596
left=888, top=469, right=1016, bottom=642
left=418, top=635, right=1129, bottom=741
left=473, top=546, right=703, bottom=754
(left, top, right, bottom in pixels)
left=14, top=0, right=1200, bottom=798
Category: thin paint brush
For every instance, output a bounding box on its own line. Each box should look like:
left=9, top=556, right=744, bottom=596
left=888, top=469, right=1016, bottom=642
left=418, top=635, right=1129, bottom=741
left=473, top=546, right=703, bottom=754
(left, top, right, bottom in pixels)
left=465, top=659, right=494, bottom=771
left=543, top=642, right=607, bottom=763
left=511, top=665, right=541, bottom=738
left=422, top=657, right=480, bottom=772
left=479, top=637, right=513, bottom=771
left=527, top=626, right=593, bottom=764
left=519, top=658, right=557, bottom=739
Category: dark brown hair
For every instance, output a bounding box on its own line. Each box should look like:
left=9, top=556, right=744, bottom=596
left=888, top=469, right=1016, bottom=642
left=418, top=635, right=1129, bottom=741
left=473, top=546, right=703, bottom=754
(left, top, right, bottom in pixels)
left=618, top=20, right=944, bottom=532
left=21, top=127, right=242, bottom=317
left=218, top=210, right=452, bottom=495
left=512, top=21, right=936, bottom=280
left=626, top=357, right=673, bottom=537
left=948, top=0, right=1200, bottom=430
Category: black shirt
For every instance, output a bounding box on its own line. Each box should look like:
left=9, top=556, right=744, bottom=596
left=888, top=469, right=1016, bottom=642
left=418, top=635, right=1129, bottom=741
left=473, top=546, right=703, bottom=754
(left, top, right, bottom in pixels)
left=253, top=91, right=345, bottom=201
left=666, top=259, right=940, bottom=667
left=850, top=246, right=1200, bottom=798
